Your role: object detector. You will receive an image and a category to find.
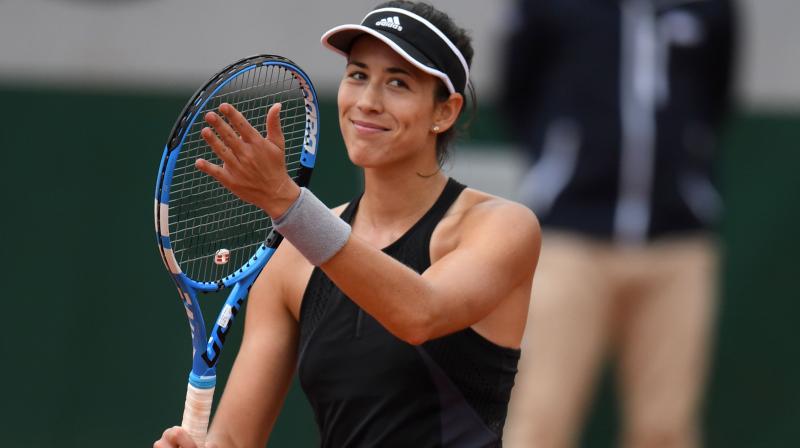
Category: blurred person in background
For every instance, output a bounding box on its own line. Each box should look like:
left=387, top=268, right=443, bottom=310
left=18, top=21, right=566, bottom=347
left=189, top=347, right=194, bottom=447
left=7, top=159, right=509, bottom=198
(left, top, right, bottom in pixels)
left=500, top=0, right=737, bottom=447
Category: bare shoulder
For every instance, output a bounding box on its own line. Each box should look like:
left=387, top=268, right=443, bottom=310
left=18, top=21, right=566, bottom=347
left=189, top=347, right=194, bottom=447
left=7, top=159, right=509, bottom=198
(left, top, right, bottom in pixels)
left=466, top=189, right=539, bottom=250
left=466, top=189, right=538, bottom=226
left=430, top=188, right=540, bottom=267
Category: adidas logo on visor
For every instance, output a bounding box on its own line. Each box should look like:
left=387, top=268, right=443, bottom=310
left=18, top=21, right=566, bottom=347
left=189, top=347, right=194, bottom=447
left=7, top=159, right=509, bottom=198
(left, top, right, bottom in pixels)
left=375, top=16, right=403, bottom=31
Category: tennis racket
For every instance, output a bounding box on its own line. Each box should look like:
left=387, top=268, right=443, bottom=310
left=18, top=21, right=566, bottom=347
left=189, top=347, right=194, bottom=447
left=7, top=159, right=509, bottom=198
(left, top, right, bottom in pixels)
left=154, top=54, right=319, bottom=447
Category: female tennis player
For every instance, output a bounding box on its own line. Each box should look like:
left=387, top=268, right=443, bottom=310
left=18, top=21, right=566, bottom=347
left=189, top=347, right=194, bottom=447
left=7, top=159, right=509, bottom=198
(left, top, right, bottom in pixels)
left=155, top=1, right=540, bottom=446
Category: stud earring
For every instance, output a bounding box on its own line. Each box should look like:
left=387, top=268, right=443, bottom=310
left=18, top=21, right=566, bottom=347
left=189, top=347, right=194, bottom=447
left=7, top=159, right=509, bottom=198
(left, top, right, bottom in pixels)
left=432, top=125, right=441, bottom=133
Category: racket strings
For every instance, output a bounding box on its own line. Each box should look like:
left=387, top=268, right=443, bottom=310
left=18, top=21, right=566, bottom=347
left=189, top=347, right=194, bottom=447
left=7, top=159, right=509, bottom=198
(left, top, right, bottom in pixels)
left=168, top=149, right=305, bottom=190
left=168, top=64, right=310, bottom=283
left=180, top=101, right=309, bottom=141
left=167, top=152, right=306, bottom=237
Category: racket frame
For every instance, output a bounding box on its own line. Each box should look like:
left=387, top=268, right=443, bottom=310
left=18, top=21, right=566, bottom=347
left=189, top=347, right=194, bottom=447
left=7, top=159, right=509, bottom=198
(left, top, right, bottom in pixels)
left=153, top=54, right=319, bottom=393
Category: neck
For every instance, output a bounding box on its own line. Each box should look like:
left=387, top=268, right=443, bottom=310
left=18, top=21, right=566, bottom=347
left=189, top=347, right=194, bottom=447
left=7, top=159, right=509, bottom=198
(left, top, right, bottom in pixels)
left=357, top=168, right=449, bottom=231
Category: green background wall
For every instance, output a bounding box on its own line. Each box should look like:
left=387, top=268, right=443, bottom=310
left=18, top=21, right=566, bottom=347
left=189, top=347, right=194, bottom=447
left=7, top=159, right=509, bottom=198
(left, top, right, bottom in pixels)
left=0, top=85, right=798, bottom=447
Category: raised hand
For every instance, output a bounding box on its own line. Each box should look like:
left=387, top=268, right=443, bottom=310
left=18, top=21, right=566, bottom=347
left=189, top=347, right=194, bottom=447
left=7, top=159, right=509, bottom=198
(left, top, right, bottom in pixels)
left=195, top=102, right=301, bottom=218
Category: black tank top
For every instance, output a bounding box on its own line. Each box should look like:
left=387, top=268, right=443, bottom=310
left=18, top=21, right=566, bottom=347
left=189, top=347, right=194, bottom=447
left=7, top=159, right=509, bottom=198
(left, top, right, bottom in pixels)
left=297, top=178, right=520, bottom=447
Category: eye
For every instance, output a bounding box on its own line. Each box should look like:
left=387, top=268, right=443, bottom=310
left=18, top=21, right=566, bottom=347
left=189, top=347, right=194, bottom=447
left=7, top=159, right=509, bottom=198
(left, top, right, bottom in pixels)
left=347, top=71, right=367, bottom=81
left=388, top=78, right=409, bottom=89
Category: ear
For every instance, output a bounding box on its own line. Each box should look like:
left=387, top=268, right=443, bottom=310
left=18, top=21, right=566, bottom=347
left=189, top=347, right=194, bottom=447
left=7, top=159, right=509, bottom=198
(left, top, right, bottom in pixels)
left=431, top=92, right=464, bottom=134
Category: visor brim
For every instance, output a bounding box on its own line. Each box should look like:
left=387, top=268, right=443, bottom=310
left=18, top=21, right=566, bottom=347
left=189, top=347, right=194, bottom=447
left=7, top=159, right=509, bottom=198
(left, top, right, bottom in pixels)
left=321, top=24, right=457, bottom=95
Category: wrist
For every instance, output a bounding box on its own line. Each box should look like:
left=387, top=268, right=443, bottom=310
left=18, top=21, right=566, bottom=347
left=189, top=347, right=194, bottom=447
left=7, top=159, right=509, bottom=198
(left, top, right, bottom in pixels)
left=262, top=179, right=301, bottom=219
left=273, top=188, right=351, bottom=266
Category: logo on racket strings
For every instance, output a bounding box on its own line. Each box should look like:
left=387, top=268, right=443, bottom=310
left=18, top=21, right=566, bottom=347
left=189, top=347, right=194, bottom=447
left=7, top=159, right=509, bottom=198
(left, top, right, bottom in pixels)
left=214, top=249, right=231, bottom=265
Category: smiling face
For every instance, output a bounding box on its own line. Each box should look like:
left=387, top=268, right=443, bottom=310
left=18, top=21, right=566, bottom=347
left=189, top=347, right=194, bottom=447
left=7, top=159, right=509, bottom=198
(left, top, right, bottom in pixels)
left=337, top=36, right=457, bottom=172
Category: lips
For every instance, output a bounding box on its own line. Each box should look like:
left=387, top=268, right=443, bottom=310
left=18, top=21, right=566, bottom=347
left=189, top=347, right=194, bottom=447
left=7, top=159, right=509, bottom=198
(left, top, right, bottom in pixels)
left=351, top=119, right=390, bottom=133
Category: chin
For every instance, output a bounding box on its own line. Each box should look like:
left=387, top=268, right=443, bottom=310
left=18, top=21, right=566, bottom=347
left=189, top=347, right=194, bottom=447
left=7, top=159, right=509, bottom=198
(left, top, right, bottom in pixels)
left=348, top=154, right=384, bottom=170
left=344, top=143, right=376, bottom=168
left=345, top=144, right=399, bottom=170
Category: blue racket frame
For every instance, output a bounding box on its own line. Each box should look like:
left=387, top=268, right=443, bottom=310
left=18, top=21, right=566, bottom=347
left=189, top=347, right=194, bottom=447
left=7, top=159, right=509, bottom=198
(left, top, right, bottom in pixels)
left=154, top=55, right=319, bottom=391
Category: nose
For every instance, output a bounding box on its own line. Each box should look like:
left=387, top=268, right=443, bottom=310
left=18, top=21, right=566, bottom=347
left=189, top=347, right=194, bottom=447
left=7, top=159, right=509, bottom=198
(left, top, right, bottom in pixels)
left=356, top=81, right=383, bottom=114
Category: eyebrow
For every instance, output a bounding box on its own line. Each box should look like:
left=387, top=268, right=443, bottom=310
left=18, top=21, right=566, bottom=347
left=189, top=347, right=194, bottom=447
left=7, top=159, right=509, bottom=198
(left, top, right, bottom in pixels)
left=347, top=59, right=416, bottom=77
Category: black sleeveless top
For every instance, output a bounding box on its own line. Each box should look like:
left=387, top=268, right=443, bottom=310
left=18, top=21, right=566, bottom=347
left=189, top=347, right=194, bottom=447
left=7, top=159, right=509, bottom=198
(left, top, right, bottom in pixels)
left=297, top=178, right=520, bottom=447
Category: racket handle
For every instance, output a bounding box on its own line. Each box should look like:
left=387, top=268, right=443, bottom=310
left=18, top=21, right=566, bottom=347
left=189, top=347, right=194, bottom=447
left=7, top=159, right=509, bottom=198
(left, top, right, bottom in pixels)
left=181, top=382, right=215, bottom=448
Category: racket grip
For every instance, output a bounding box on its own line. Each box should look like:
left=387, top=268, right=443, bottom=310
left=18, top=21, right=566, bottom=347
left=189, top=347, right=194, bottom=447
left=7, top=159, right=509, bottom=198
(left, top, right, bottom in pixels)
left=181, top=382, right=215, bottom=448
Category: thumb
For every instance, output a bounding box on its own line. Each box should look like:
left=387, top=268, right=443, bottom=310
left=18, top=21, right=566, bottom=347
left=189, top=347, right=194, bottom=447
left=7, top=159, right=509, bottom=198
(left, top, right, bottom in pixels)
left=265, top=102, right=285, bottom=151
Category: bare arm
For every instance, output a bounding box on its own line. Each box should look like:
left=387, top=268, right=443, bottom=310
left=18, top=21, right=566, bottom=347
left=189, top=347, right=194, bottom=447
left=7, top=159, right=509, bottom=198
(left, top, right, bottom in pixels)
left=205, top=247, right=301, bottom=447
left=321, top=200, right=540, bottom=345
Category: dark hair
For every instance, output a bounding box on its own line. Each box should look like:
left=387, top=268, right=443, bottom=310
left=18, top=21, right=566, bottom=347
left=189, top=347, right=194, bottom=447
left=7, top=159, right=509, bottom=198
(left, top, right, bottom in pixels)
left=374, top=0, right=477, bottom=167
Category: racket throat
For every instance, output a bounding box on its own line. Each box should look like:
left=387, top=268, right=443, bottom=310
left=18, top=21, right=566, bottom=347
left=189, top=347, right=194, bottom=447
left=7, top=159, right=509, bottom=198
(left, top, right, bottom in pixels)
left=201, top=296, right=244, bottom=368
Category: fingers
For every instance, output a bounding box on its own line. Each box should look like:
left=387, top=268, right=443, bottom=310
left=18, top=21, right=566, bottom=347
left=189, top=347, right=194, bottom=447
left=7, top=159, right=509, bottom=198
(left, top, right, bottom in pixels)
left=204, top=102, right=282, bottom=157
left=195, top=158, right=232, bottom=187
left=218, top=103, right=262, bottom=143
left=200, top=126, right=239, bottom=165
left=265, top=102, right=285, bottom=151
left=203, top=111, right=242, bottom=155
left=154, top=426, right=197, bottom=448
left=194, top=101, right=285, bottom=204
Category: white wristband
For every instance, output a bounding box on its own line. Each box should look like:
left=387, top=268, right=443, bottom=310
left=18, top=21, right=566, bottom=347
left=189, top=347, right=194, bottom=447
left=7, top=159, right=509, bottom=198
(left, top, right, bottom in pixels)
left=273, top=188, right=351, bottom=266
